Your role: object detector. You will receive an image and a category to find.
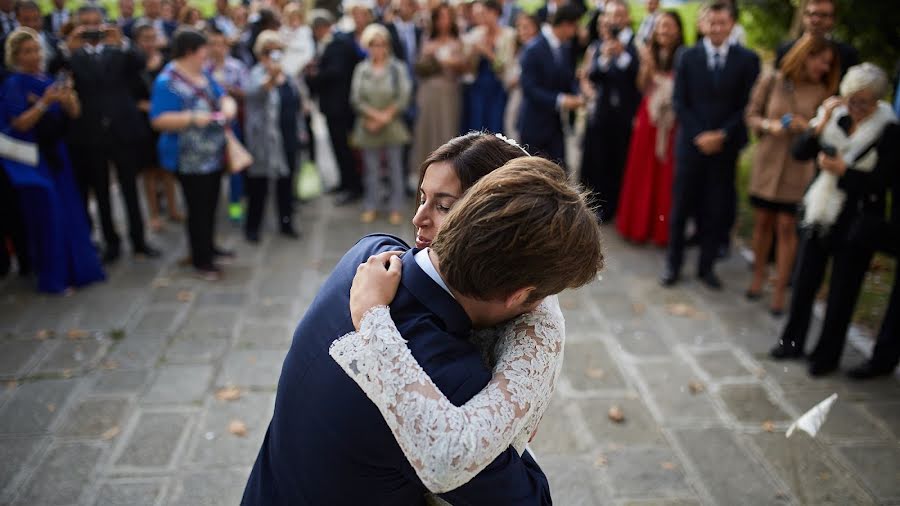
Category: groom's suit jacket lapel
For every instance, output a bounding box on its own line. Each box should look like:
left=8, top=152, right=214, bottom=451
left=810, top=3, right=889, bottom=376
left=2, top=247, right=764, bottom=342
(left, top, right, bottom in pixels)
left=399, top=248, right=472, bottom=338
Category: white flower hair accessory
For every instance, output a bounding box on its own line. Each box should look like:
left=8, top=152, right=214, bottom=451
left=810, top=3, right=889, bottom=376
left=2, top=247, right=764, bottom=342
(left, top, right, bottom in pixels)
left=495, top=133, right=530, bottom=156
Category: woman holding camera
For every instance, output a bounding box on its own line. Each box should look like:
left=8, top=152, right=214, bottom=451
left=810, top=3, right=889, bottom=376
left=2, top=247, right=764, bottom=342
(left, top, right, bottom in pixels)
left=744, top=35, right=839, bottom=315
left=0, top=27, right=105, bottom=293
left=243, top=30, right=303, bottom=243
left=770, top=63, right=899, bottom=376
left=150, top=29, right=238, bottom=281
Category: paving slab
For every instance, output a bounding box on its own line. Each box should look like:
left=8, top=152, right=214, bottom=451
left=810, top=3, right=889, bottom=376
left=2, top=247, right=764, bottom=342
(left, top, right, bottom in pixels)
left=31, top=339, right=106, bottom=375
left=112, top=411, right=192, bottom=469
left=173, top=309, right=238, bottom=340
left=142, top=365, right=214, bottom=404
left=163, top=337, right=229, bottom=364
left=528, top=398, right=589, bottom=456
left=104, top=334, right=168, bottom=369
left=58, top=398, right=130, bottom=438
left=216, top=349, right=286, bottom=388
left=166, top=468, right=248, bottom=506
left=784, top=391, right=891, bottom=441
left=236, top=322, right=294, bottom=349
left=0, top=340, right=47, bottom=378
left=718, top=384, right=791, bottom=424
left=692, top=349, right=752, bottom=379
left=580, top=398, right=665, bottom=446
left=601, top=446, right=692, bottom=498
left=131, top=308, right=180, bottom=336
left=563, top=342, right=628, bottom=391
left=13, top=442, right=103, bottom=506
left=187, top=392, right=273, bottom=465
left=633, top=361, right=722, bottom=424
left=93, top=479, right=166, bottom=506
left=533, top=456, right=604, bottom=506
left=0, top=436, right=48, bottom=497
left=91, top=369, right=151, bottom=395
left=0, top=379, right=77, bottom=434
left=834, top=444, right=900, bottom=501
left=860, top=401, right=900, bottom=438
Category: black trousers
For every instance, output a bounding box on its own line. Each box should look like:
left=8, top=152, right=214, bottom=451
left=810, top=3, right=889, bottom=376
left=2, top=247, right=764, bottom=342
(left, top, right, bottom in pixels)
left=326, top=114, right=360, bottom=194
left=666, top=152, right=737, bottom=276
left=0, top=163, right=30, bottom=275
left=580, top=117, right=632, bottom=222
left=779, top=226, right=866, bottom=364
left=869, top=271, right=900, bottom=370
left=521, top=129, right=565, bottom=170
left=69, top=142, right=146, bottom=250
left=245, top=167, right=296, bottom=236
left=177, top=171, right=222, bottom=269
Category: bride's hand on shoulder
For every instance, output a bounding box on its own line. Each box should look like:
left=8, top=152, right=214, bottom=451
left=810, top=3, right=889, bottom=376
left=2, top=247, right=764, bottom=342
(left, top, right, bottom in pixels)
left=350, top=251, right=404, bottom=330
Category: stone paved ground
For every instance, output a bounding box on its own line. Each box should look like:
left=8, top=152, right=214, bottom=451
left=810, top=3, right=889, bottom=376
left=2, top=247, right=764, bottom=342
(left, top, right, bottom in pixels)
left=1, top=196, right=899, bottom=506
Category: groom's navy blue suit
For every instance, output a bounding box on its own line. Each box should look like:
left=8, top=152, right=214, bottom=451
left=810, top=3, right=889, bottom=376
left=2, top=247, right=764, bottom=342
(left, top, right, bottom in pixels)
left=242, top=234, right=551, bottom=505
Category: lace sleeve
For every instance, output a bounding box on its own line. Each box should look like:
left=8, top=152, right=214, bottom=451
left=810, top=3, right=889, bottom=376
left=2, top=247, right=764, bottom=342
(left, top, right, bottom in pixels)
left=328, top=297, right=565, bottom=493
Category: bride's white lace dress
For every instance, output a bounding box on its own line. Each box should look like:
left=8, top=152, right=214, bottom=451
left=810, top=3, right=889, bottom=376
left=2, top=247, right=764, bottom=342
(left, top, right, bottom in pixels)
left=328, top=296, right=565, bottom=493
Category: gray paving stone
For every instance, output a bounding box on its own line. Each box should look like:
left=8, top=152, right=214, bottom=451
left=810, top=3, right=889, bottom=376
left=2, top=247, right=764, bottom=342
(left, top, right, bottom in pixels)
left=602, top=446, right=691, bottom=498
left=529, top=398, right=589, bottom=456
left=210, top=265, right=255, bottom=287
left=142, top=364, right=213, bottom=404
left=58, top=398, right=130, bottom=438
left=785, top=391, right=891, bottom=441
left=611, top=325, right=671, bottom=357
left=174, top=309, right=237, bottom=340
left=531, top=456, right=604, bottom=506
left=257, top=270, right=304, bottom=298
left=750, top=432, right=875, bottom=505
left=634, top=361, right=722, bottom=424
left=245, top=299, right=296, bottom=320
left=32, top=339, right=106, bottom=375
left=91, top=369, right=151, bottom=394
left=0, top=379, right=76, bottom=434
left=718, top=384, right=790, bottom=424
left=196, top=291, right=248, bottom=307
left=131, top=308, right=179, bottom=335
left=835, top=444, right=900, bottom=501
left=621, top=500, right=701, bottom=506
left=236, top=322, right=294, bottom=349
left=861, top=401, right=900, bottom=438
left=216, top=349, right=286, bottom=388
left=93, top=480, right=165, bottom=506
left=563, top=342, right=628, bottom=391
left=672, top=429, right=788, bottom=506
left=104, top=334, right=168, bottom=369
left=163, top=337, right=229, bottom=363
left=188, top=392, right=273, bottom=465
left=14, top=442, right=102, bottom=506
left=580, top=398, right=665, bottom=446
left=0, top=340, right=47, bottom=378
left=0, top=436, right=47, bottom=495
left=693, top=349, right=751, bottom=378
left=113, top=411, right=191, bottom=469
left=166, top=469, right=247, bottom=506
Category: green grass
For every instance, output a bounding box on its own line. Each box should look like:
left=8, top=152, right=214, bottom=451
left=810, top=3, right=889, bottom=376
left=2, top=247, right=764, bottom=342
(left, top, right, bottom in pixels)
left=36, top=0, right=217, bottom=20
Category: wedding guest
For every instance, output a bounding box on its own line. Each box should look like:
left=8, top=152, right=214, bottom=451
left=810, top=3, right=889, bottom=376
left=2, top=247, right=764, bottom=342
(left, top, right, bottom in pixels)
left=150, top=29, right=238, bottom=280
left=503, top=12, right=539, bottom=140
left=579, top=0, right=640, bottom=222
left=775, top=0, right=857, bottom=76
left=209, top=0, right=239, bottom=41
left=460, top=0, right=515, bottom=134
left=615, top=10, right=683, bottom=245
left=123, top=0, right=177, bottom=47
left=178, top=5, right=205, bottom=30
left=410, top=3, right=464, bottom=170
left=1, top=0, right=60, bottom=72
left=661, top=1, right=759, bottom=290
left=244, top=30, right=303, bottom=243
left=350, top=24, right=411, bottom=225
left=771, top=63, right=899, bottom=376
left=744, top=35, right=838, bottom=315
left=64, top=6, right=160, bottom=263
left=133, top=22, right=182, bottom=232
left=305, top=10, right=363, bottom=204
left=517, top=4, right=582, bottom=165
left=117, top=0, right=135, bottom=29
left=0, top=0, right=16, bottom=39
left=280, top=3, right=315, bottom=78
left=635, top=0, right=659, bottom=46
left=44, top=0, right=70, bottom=36
left=0, top=27, right=104, bottom=293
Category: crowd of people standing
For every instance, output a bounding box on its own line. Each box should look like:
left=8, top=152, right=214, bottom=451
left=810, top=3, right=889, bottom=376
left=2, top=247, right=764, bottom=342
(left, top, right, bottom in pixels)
left=0, top=0, right=898, bottom=379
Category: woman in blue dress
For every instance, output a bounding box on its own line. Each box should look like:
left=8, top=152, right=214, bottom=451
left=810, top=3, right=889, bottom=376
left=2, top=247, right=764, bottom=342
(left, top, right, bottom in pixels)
left=0, top=28, right=105, bottom=293
left=460, top=0, right=516, bottom=134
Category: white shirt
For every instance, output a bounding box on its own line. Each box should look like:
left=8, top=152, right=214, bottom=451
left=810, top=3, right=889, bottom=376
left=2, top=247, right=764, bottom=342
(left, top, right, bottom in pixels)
left=636, top=11, right=658, bottom=45
left=540, top=25, right=568, bottom=111
left=703, top=36, right=730, bottom=70
left=597, top=27, right=634, bottom=71
left=394, top=19, right=417, bottom=66
left=414, top=248, right=453, bottom=297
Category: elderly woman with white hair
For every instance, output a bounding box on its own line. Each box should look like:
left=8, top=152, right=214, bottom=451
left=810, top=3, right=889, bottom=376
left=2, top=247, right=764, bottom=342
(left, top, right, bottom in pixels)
left=243, top=29, right=304, bottom=243
left=350, top=23, right=412, bottom=225
left=770, top=62, right=900, bottom=377
left=0, top=27, right=105, bottom=293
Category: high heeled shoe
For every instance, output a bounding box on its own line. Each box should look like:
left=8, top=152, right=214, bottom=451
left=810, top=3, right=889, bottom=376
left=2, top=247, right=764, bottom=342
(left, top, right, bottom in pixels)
left=769, top=339, right=804, bottom=360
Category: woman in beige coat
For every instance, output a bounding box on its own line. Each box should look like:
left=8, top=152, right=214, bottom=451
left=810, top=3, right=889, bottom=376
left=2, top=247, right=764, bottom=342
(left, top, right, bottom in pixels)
left=744, top=34, right=840, bottom=314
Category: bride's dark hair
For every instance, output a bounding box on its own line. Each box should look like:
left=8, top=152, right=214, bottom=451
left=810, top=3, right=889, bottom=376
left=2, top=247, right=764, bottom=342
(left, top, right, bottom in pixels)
left=416, top=131, right=530, bottom=196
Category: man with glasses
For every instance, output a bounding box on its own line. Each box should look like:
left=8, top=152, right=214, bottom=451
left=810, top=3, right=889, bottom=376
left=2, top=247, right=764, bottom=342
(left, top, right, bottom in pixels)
left=775, top=0, right=858, bottom=75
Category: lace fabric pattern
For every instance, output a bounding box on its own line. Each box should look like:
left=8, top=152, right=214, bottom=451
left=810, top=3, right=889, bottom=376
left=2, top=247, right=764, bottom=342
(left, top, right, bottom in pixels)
left=328, top=296, right=566, bottom=493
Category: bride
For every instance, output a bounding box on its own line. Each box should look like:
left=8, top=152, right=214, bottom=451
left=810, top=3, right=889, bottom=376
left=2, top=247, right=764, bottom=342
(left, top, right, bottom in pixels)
left=329, top=131, right=589, bottom=495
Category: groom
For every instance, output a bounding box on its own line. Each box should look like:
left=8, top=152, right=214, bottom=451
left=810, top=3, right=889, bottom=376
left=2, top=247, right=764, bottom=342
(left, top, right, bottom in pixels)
left=242, top=158, right=604, bottom=505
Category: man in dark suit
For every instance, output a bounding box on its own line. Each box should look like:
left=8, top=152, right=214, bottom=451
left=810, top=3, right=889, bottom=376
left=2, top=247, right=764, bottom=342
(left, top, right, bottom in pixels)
left=43, top=0, right=70, bottom=36
left=661, top=1, right=759, bottom=290
left=774, top=0, right=857, bottom=75
left=0, top=0, right=16, bottom=39
left=384, top=0, right=422, bottom=70
left=579, top=0, right=640, bottom=222
left=3, top=1, right=60, bottom=72
left=121, top=0, right=176, bottom=44
left=517, top=4, right=583, bottom=167
left=536, top=0, right=586, bottom=26
left=242, top=160, right=604, bottom=506
left=306, top=10, right=364, bottom=204
left=63, top=6, right=158, bottom=262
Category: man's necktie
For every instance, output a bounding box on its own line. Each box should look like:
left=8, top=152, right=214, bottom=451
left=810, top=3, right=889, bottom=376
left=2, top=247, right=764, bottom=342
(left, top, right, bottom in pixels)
left=712, top=52, right=723, bottom=87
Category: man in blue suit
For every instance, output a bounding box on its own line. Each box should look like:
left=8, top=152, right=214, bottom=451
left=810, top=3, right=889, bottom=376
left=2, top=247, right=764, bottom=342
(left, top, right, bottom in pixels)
left=517, top=4, right=583, bottom=167
left=661, top=1, right=759, bottom=290
left=241, top=159, right=604, bottom=505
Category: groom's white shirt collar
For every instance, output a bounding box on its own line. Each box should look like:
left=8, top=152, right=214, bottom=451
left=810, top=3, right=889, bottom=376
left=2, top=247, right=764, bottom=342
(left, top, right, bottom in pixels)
left=415, top=248, right=453, bottom=298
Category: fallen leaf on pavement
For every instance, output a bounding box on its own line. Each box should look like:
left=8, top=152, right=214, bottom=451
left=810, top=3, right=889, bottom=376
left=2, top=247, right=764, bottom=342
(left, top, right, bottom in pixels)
left=762, top=421, right=776, bottom=433
left=688, top=381, right=705, bottom=394
left=46, top=403, right=56, bottom=413
left=584, top=367, right=605, bottom=379
left=151, top=277, right=171, bottom=288
left=631, top=303, right=646, bottom=315
left=101, top=426, right=120, bottom=440
left=215, top=386, right=242, bottom=402
left=660, top=461, right=677, bottom=471
left=177, top=290, right=194, bottom=302
left=66, top=328, right=89, bottom=339
left=664, top=303, right=704, bottom=319
left=5, top=380, right=18, bottom=390
left=608, top=405, right=625, bottom=423
left=593, top=455, right=608, bottom=467
left=228, top=419, right=248, bottom=437
left=35, top=329, right=53, bottom=340
left=100, top=359, right=120, bottom=370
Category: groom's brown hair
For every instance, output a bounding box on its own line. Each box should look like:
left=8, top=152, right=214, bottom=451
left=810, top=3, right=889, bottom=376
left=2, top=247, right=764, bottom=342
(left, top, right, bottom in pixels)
left=431, top=157, right=604, bottom=302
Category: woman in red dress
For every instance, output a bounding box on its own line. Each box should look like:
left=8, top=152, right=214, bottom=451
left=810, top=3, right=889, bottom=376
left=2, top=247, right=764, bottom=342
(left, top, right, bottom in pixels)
left=615, top=11, right=684, bottom=246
